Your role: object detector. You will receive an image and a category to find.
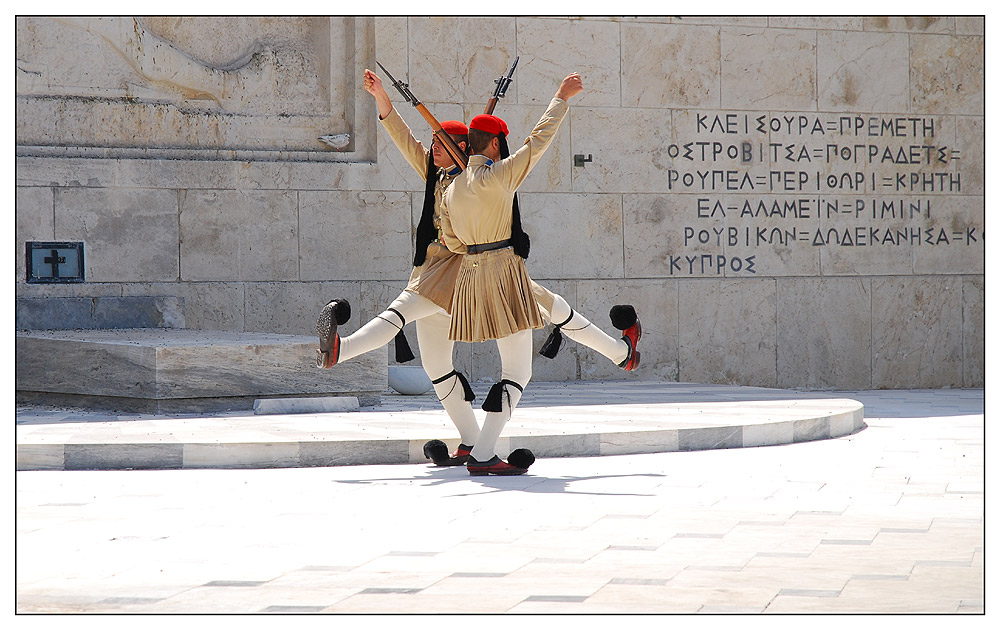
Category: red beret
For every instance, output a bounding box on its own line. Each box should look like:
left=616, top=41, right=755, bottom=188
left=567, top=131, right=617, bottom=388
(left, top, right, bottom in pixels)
left=470, top=114, right=506, bottom=136
left=440, top=120, right=468, bottom=136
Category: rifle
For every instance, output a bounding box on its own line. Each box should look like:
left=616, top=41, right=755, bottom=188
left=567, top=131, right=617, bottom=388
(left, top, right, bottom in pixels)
left=376, top=61, right=468, bottom=170
left=485, top=56, right=518, bottom=115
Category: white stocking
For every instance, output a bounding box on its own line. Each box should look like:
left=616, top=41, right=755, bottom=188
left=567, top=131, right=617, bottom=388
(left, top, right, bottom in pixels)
left=337, top=291, right=442, bottom=362
left=470, top=329, right=533, bottom=462
left=549, top=294, right=628, bottom=365
left=416, top=313, right=480, bottom=446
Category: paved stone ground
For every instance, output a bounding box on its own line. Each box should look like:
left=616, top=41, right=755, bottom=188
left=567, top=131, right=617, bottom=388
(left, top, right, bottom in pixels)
left=15, top=387, right=984, bottom=615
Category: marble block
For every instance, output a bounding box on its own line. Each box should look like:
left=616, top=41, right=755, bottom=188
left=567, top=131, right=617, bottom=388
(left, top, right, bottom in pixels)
left=817, top=195, right=916, bottom=277
left=863, top=16, right=953, bottom=34
left=253, top=397, right=360, bottom=415
left=54, top=187, right=180, bottom=283
left=817, top=31, right=908, bottom=112
left=15, top=328, right=387, bottom=407
left=298, top=190, right=412, bottom=282
left=406, top=17, right=515, bottom=105
left=776, top=277, right=873, bottom=390
left=962, top=276, right=984, bottom=387
left=124, top=282, right=246, bottom=332
left=516, top=18, right=621, bottom=107
left=721, top=28, right=817, bottom=111
left=570, top=107, right=674, bottom=194
left=870, top=276, right=962, bottom=388
left=16, top=296, right=184, bottom=330
left=910, top=33, right=984, bottom=115
left=956, top=116, right=984, bottom=196
left=15, top=186, right=54, bottom=285
left=519, top=193, right=623, bottom=279
left=621, top=22, right=721, bottom=109
left=678, top=278, right=777, bottom=387
left=575, top=279, right=679, bottom=382
left=768, top=17, right=864, bottom=30
left=179, top=190, right=298, bottom=282
left=244, top=281, right=363, bottom=337
left=911, top=196, right=984, bottom=275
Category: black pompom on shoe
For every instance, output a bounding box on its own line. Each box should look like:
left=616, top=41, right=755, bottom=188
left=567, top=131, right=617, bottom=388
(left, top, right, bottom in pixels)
left=507, top=448, right=535, bottom=470
left=333, top=299, right=352, bottom=325
left=423, top=439, right=449, bottom=465
left=609, top=304, right=637, bottom=330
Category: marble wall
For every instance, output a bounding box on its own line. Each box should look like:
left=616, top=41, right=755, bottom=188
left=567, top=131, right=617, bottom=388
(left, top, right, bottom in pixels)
left=15, top=16, right=984, bottom=389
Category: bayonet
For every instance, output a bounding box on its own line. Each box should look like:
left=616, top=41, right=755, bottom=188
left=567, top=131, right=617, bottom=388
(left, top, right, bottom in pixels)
left=375, top=61, right=468, bottom=170
left=376, top=60, right=417, bottom=106
left=485, top=56, right=518, bottom=115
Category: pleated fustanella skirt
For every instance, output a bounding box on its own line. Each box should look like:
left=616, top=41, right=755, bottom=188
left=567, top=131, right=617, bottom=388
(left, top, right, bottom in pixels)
left=449, top=247, right=544, bottom=342
left=405, top=242, right=463, bottom=313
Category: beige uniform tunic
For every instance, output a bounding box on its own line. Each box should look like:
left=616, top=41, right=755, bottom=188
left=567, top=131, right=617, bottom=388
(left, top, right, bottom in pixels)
left=380, top=108, right=463, bottom=312
left=440, top=97, right=569, bottom=342
left=380, top=105, right=560, bottom=322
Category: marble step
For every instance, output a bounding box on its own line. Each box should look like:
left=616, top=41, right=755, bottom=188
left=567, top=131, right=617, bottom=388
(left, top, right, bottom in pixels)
left=15, top=381, right=867, bottom=471
left=15, top=328, right=386, bottom=413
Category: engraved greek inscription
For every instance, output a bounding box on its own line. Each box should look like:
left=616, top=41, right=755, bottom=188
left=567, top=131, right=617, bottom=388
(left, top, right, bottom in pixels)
left=664, top=111, right=975, bottom=275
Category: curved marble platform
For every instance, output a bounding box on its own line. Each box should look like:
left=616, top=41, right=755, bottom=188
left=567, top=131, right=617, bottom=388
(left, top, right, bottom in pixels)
left=15, top=381, right=865, bottom=471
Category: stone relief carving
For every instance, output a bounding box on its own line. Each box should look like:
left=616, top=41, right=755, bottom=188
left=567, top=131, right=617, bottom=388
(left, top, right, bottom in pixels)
left=16, top=17, right=368, bottom=156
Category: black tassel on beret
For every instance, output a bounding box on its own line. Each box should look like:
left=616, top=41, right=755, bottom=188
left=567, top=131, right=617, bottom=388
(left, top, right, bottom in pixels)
left=507, top=448, right=535, bottom=469
left=394, top=329, right=415, bottom=363
left=609, top=304, right=638, bottom=330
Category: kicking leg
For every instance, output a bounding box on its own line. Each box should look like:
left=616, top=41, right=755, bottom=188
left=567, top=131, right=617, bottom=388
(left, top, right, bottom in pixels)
left=539, top=292, right=642, bottom=371
left=317, top=291, right=442, bottom=367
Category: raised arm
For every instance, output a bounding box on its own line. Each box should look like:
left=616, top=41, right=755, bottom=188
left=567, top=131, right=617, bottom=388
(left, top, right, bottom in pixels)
left=364, top=68, right=395, bottom=120
left=492, top=73, right=583, bottom=191
left=365, top=68, right=431, bottom=180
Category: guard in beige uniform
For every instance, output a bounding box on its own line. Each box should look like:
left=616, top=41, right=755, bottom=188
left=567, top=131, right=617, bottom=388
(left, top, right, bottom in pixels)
left=316, top=70, right=479, bottom=466
left=318, top=69, right=641, bottom=469
left=438, top=73, right=642, bottom=475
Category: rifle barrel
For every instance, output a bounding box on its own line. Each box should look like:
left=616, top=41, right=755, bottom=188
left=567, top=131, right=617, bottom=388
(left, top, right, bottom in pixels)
left=376, top=61, right=466, bottom=169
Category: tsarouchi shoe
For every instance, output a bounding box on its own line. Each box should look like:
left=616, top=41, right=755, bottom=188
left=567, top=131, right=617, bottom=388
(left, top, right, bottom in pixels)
left=467, top=449, right=535, bottom=476
left=611, top=304, right=641, bottom=371
left=316, top=299, right=351, bottom=368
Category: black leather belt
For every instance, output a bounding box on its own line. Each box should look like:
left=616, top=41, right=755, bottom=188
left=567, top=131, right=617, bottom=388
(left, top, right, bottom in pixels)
left=466, top=239, right=512, bottom=254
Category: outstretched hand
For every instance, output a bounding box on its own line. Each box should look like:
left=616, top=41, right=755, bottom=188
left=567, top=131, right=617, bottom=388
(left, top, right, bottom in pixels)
left=364, top=69, right=394, bottom=118
left=555, top=72, right=583, bottom=101
left=363, top=69, right=384, bottom=97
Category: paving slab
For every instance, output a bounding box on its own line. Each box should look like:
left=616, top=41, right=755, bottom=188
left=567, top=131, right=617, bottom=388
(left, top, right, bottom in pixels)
left=14, top=387, right=983, bottom=614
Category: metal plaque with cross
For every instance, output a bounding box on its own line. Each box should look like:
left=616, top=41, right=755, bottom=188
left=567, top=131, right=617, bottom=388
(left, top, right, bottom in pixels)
left=26, top=242, right=85, bottom=283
